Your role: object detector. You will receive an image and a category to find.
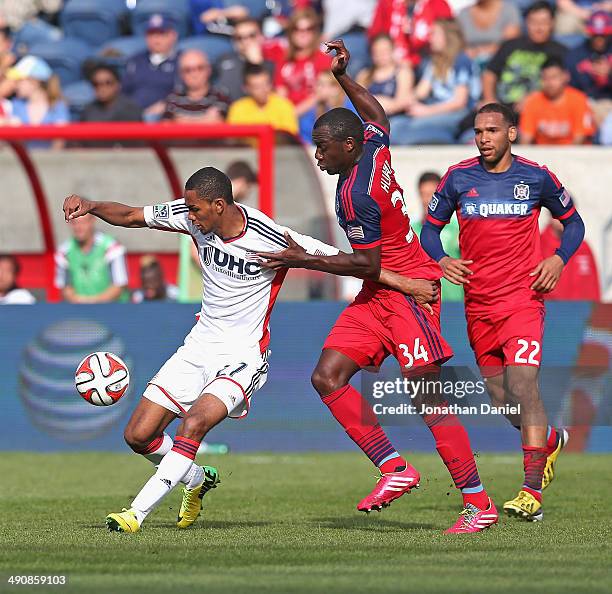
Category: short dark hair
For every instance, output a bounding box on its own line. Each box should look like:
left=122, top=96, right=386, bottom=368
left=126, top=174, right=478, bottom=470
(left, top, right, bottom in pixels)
left=0, top=26, right=11, bottom=39
left=418, top=171, right=441, bottom=187
left=243, top=62, right=269, bottom=82
left=541, top=57, right=566, bottom=71
left=525, top=1, right=555, bottom=18
left=185, top=167, right=234, bottom=203
left=313, top=108, right=365, bottom=143
left=87, top=63, right=120, bottom=83
left=476, top=103, right=517, bottom=126
left=0, top=254, right=19, bottom=276
left=226, top=160, right=257, bottom=183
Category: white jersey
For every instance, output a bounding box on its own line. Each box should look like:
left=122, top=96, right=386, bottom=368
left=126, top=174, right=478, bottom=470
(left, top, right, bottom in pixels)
left=144, top=200, right=339, bottom=352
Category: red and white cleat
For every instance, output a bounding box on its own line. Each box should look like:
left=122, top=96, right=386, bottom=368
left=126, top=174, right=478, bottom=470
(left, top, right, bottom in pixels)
left=444, top=499, right=498, bottom=534
left=357, top=464, right=420, bottom=513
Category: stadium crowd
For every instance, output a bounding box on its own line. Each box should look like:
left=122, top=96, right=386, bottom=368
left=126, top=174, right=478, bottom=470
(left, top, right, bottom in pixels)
left=0, top=0, right=605, bottom=303
left=0, top=0, right=608, bottom=145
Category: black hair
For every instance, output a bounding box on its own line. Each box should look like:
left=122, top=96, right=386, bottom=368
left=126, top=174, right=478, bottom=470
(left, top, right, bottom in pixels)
left=476, top=103, right=517, bottom=126
left=87, top=63, right=120, bottom=83
left=313, top=108, right=365, bottom=143
left=541, top=57, right=566, bottom=71
left=418, top=171, right=441, bottom=187
left=525, top=1, right=555, bottom=19
left=243, top=62, right=269, bottom=82
left=0, top=26, right=11, bottom=39
left=185, top=167, right=234, bottom=203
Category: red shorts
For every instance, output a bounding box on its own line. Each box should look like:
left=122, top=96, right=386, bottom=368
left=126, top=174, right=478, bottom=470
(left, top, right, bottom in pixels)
left=467, top=305, right=545, bottom=378
left=323, top=286, right=453, bottom=375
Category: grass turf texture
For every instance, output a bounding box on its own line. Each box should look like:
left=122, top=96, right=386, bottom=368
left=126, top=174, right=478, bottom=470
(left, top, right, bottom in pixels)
left=0, top=452, right=610, bottom=594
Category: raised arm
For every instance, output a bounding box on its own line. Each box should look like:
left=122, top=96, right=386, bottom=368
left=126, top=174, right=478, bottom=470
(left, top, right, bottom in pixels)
left=63, top=194, right=146, bottom=228
left=326, top=39, right=390, bottom=131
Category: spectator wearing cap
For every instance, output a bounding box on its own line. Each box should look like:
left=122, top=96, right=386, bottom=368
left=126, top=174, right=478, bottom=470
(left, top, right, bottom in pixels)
left=567, top=11, right=611, bottom=133
left=482, top=1, right=567, bottom=111
left=122, top=13, right=179, bottom=121
left=7, top=55, right=69, bottom=148
left=368, top=0, right=453, bottom=65
left=189, top=0, right=248, bottom=36
left=227, top=63, right=298, bottom=135
left=216, top=18, right=276, bottom=103
left=81, top=64, right=142, bottom=123
left=555, top=0, right=612, bottom=36
left=131, top=255, right=178, bottom=303
left=0, top=255, right=35, bottom=304
left=162, top=49, right=229, bottom=123
left=520, top=57, right=595, bottom=144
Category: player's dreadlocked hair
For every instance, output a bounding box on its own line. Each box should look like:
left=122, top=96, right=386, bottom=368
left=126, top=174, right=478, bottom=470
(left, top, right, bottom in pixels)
left=185, top=167, right=234, bottom=204
left=314, top=108, right=365, bottom=143
left=477, top=103, right=517, bottom=127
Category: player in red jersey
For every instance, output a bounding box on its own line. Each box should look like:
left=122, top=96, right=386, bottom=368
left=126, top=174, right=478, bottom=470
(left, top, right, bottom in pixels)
left=259, top=40, right=498, bottom=533
left=421, top=103, right=585, bottom=522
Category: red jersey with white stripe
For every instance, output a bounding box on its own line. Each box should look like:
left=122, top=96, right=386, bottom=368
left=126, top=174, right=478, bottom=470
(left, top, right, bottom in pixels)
left=335, top=121, right=442, bottom=292
left=427, top=155, right=577, bottom=315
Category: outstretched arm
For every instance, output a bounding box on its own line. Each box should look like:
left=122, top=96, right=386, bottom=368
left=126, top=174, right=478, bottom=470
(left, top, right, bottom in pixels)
left=63, top=194, right=146, bottom=228
left=326, top=39, right=389, bottom=131
left=257, top=232, right=439, bottom=308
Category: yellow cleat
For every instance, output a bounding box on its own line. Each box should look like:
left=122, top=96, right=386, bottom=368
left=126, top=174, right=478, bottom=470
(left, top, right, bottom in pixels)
left=177, top=466, right=220, bottom=529
left=503, top=490, right=543, bottom=522
left=106, top=508, right=140, bottom=533
left=542, top=428, right=569, bottom=490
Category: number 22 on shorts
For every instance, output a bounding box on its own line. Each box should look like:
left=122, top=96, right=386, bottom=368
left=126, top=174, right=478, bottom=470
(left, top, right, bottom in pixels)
left=514, top=339, right=541, bottom=365
left=399, top=338, right=429, bottom=369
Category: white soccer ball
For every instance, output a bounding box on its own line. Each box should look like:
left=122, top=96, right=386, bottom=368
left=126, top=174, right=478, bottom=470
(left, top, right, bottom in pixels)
left=75, top=351, right=130, bottom=406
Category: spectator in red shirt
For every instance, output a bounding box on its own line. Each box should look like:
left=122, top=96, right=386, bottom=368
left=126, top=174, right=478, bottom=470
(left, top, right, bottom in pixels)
left=368, top=0, right=453, bottom=65
left=540, top=218, right=600, bottom=300
left=274, top=7, right=332, bottom=117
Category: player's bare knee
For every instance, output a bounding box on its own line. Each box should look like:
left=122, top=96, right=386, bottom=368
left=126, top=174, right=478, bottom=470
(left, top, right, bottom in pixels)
left=179, top=413, right=210, bottom=442
left=124, top=426, right=154, bottom=453
left=311, top=366, right=345, bottom=396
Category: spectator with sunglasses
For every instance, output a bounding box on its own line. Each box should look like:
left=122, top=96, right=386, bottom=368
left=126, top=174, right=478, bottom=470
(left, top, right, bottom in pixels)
left=81, top=64, right=142, bottom=123
left=273, top=8, right=332, bottom=117
left=216, top=18, right=277, bottom=103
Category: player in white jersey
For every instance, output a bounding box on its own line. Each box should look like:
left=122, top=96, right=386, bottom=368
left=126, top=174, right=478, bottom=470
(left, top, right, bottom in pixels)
left=62, top=167, right=438, bottom=533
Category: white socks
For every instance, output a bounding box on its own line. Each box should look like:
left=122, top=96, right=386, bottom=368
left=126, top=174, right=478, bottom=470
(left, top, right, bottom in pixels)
left=142, top=432, right=203, bottom=487
left=131, top=450, right=194, bottom=523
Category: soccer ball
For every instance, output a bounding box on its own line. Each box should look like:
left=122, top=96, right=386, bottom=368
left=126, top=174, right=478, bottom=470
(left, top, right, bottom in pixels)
left=75, top=352, right=130, bottom=406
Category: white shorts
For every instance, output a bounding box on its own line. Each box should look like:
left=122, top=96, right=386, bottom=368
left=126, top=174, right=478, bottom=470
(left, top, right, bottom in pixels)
left=143, top=335, right=270, bottom=419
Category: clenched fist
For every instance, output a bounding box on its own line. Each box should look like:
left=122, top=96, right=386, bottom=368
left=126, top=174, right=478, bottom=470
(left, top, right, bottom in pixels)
left=63, top=194, right=94, bottom=222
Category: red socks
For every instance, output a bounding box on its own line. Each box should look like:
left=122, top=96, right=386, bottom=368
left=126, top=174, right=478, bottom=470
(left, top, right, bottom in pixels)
left=422, top=407, right=489, bottom=510
left=321, top=385, right=407, bottom=471
left=522, top=446, right=547, bottom=502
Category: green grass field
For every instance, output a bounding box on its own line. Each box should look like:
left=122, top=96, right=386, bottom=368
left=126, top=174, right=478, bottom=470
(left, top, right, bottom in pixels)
left=0, top=452, right=610, bottom=594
